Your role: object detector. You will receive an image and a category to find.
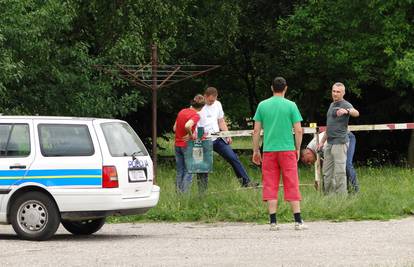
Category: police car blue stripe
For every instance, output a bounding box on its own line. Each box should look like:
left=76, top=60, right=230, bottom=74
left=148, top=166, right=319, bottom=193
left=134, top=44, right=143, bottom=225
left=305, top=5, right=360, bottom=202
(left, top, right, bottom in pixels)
left=0, top=169, right=102, bottom=186
left=0, top=170, right=27, bottom=176
left=0, top=169, right=102, bottom=177
left=26, top=169, right=102, bottom=176
left=0, top=178, right=102, bottom=186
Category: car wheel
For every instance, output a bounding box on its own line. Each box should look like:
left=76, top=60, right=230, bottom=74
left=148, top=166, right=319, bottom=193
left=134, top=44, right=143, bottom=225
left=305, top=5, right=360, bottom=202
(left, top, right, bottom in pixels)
left=61, top=218, right=106, bottom=235
left=10, top=191, right=60, bottom=241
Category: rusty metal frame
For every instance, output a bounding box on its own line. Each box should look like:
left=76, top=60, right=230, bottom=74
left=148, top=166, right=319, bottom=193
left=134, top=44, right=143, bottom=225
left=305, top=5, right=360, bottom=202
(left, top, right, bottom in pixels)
left=95, top=45, right=220, bottom=183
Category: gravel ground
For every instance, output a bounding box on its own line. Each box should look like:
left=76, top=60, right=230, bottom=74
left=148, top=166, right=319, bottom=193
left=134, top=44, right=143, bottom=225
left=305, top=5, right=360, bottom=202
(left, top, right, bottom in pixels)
left=1, top=217, right=414, bottom=266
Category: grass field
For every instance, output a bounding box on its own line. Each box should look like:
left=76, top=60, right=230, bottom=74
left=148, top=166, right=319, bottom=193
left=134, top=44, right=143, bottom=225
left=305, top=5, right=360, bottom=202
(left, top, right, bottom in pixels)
left=110, top=144, right=414, bottom=224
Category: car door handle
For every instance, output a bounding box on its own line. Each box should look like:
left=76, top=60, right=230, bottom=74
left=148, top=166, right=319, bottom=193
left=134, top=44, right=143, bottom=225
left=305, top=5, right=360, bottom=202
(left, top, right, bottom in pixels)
left=9, top=164, right=27, bottom=169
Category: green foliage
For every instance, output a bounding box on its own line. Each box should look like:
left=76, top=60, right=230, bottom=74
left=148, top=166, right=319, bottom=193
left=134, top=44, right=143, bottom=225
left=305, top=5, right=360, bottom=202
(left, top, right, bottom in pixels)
left=1, top=0, right=413, bottom=161
left=394, top=51, right=414, bottom=114
left=0, top=0, right=244, bottom=139
left=0, top=1, right=120, bottom=116
left=275, top=0, right=414, bottom=122
left=0, top=0, right=196, bottom=117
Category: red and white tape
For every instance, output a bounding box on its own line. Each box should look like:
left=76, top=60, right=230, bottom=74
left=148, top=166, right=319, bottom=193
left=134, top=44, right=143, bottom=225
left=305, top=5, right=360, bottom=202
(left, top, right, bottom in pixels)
left=346, top=123, right=414, bottom=131
left=205, top=122, right=414, bottom=190
left=207, top=122, right=414, bottom=138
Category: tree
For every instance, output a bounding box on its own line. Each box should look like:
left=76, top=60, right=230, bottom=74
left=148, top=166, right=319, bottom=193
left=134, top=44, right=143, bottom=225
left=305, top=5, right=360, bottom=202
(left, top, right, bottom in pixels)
left=275, top=0, right=414, bottom=164
left=393, top=51, right=414, bottom=167
left=0, top=0, right=136, bottom=117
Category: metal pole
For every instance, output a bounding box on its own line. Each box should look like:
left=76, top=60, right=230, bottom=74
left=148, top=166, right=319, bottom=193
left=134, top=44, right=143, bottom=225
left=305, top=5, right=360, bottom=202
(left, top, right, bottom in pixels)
left=151, top=44, right=158, bottom=184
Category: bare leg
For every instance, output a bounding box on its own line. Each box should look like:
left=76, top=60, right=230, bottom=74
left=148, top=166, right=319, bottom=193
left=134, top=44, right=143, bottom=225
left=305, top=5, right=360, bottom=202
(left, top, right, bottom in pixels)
left=289, top=200, right=300, bottom=213
left=268, top=199, right=278, bottom=214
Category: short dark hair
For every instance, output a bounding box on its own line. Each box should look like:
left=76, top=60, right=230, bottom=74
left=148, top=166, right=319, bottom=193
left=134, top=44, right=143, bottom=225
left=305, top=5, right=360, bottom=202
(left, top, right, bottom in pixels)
left=191, top=94, right=205, bottom=109
left=333, top=82, right=346, bottom=91
left=204, top=87, right=218, bottom=96
left=272, top=77, right=287, bottom=92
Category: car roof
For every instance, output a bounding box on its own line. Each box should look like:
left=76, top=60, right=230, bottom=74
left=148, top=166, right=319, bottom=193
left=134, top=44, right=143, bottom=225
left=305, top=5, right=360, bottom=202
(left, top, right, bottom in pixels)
left=0, top=115, right=122, bottom=122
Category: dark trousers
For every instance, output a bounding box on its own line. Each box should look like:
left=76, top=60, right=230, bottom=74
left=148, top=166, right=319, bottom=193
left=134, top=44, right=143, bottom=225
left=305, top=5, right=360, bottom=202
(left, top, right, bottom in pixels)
left=213, top=138, right=251, bottom=185
left=346, top=132, right=359, bottom=192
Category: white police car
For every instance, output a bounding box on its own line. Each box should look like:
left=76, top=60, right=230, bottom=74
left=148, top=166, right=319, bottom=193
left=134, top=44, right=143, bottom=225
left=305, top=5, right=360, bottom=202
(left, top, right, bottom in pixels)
left=0, top=116, right=160, bottom=240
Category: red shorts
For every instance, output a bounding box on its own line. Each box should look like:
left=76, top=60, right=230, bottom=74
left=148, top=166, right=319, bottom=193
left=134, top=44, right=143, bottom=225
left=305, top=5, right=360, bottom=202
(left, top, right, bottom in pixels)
left=262, top=151, right=301, bottom=201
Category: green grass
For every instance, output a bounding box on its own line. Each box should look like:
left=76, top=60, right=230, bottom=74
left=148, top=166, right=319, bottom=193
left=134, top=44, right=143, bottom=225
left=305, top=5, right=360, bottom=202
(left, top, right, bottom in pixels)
left=109, top=153, right=414, bottom=224
left=227, top=136, right=252, bottom=149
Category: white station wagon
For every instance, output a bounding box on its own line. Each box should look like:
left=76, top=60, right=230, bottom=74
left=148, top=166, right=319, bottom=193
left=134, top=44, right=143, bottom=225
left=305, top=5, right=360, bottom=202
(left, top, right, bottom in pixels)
left=0, top=116, right=160, bottom=240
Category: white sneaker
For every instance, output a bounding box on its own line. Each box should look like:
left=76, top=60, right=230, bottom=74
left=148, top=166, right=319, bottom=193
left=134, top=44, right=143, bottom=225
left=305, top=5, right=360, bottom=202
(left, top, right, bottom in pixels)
left=294, top=221, right=308, bottom=230
left=270, top=223, right=280, bottom=231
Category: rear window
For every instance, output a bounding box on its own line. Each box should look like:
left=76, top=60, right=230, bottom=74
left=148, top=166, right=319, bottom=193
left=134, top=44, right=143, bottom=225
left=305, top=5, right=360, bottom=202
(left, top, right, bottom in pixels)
left=38, top=124, right=94, bottom=157
left=101, top=122, right=148, bottom=157
left=0, top=124, right=30, bottom=157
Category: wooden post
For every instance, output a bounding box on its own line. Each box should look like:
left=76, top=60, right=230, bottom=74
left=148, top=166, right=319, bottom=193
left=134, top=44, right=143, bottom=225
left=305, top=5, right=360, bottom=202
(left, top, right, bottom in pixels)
left=151, top=44, right=158, bottom=184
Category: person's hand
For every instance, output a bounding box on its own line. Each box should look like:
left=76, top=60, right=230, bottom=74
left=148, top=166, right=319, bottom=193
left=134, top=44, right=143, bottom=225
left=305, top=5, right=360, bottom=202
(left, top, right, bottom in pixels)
left=182, top=134, right=192, bottom=142
left=226, top=137, right=232, bottom=144
left=317, top=142, right=324, bottom=151
left=314, top=180, right=320, bottom=191
left=336, top=108, right=349, bottom=117
left=252, top=151, right=262, bottom=165
left=296, top=149, right=300, bottom=162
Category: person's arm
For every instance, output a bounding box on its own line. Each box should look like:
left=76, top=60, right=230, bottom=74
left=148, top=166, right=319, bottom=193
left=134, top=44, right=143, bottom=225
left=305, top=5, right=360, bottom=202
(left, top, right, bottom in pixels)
left=185, top=120, right=195, bottom=134
left=218, top=118, right=228, bottom=131
left=336, top=106, right=359, bottom=117
left=183, top=119, right=195, bottom=141
left=252, top=121, right=262, bottom=165
left=318, top=132, right=327, bottom=150
left=173, top=121, right=177, bottom=132
left=293, top=122, right=302, bottom=161
left=216, top=101, right=232, bottom=144
left=218, top=117, right=232, bottom=144
left=347, top=107, right=359, bottom=117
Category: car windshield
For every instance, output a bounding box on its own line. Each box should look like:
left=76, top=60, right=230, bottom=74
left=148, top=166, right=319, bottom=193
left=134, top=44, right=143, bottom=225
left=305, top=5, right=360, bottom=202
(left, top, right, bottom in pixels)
left=101, top=122, right=149, bottom=157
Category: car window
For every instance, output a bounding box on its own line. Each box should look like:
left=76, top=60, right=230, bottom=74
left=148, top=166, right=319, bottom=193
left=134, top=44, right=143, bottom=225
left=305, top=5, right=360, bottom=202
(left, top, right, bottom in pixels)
left=38, top=124, right=94, bottom=157
left=101, top=122, right=148, bottom=157
left=0, top=124, right=30, bottom=157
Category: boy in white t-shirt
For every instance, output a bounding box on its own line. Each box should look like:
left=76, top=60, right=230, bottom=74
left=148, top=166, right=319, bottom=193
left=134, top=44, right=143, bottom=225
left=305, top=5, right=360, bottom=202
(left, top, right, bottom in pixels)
left=197, top=87, right=258, bottom=191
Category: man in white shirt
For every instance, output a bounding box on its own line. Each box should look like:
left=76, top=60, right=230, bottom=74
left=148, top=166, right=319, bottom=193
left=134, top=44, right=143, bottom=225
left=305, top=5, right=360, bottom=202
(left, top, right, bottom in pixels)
left=198, top=87, right=256, bottom=188
left=300, top=131, right=359, bottom=192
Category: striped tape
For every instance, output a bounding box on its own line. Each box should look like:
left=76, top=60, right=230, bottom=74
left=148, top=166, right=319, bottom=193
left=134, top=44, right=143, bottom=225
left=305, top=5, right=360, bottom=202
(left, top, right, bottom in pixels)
left=207, top=122, right=414, bottom=138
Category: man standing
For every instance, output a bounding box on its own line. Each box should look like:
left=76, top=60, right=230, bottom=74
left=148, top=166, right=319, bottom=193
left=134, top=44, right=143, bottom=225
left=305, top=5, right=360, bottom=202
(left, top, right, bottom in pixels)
left=252, top=77, right=306, bottom=230
left=301, top=131, right=359, bottom=192
left=173, top=94, right=205, bottom=193
left=198, top=87, right=256, bottom=187
left=318, top=82, right=359, bottom=194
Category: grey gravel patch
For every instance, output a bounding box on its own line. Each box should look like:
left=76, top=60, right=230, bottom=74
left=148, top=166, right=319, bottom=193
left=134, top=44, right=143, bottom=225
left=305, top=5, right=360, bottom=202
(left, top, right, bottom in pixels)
left=0, top=217, right=413, bottom=266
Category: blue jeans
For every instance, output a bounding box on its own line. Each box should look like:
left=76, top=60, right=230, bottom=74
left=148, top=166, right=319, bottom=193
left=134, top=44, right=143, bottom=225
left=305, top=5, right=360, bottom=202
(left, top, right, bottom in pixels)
left=213, top=138, right=251, bottom=185
left=346, top=132, right=359, bottom=192
left=175, top=146, right=192, bottom=193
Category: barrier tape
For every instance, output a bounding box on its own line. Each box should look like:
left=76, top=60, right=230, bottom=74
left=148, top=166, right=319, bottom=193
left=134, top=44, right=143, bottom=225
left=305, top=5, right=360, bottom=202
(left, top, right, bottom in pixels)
left=205, top=122, right=413, bottom=194
left=207, top=122, right=414, bottom=138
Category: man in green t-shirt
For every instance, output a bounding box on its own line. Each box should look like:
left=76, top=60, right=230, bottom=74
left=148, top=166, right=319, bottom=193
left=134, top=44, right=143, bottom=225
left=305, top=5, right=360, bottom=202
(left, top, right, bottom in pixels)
left=252, top=77, right=306, bottom=231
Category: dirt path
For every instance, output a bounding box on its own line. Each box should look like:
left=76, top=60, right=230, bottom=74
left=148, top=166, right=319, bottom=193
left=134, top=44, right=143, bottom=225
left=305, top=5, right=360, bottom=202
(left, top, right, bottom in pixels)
left=1, top=217, right=413, bottom=266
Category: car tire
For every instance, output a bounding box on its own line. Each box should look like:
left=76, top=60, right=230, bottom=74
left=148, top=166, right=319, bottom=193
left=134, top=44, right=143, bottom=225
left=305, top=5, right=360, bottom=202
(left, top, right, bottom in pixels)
left=10, top=191, right=60, bottom=241
left=61, top=218, right=106, bottom=235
